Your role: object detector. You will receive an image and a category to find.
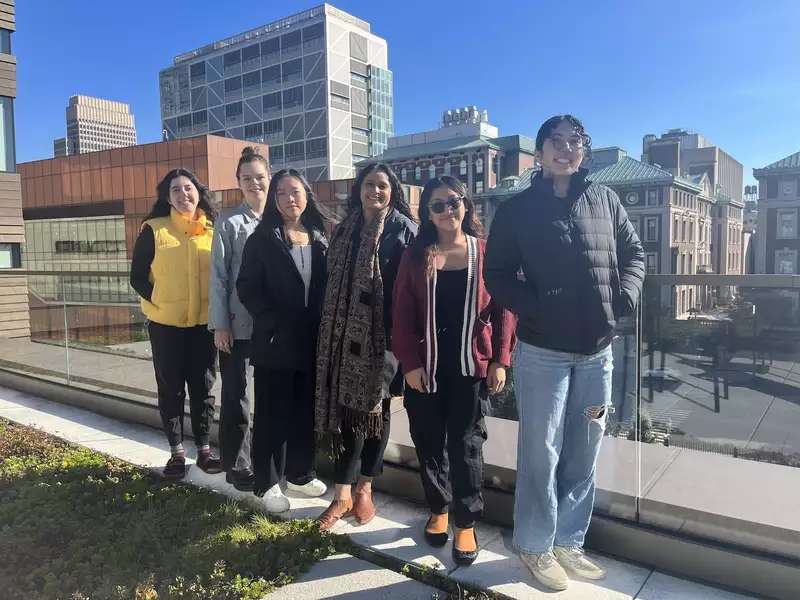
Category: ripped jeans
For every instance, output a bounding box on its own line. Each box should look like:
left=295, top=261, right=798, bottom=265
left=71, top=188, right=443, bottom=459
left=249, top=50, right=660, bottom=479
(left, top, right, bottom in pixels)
left=511, top=341, right=613, bottom=554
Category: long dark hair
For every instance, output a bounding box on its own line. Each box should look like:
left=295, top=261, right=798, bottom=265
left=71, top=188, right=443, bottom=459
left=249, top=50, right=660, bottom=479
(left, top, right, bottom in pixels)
left=411, top=176, right=484, bottom=278
left=347, top=162, right=413, bottom=220
left=264, top=169, right=330, bottom=237
left=236, top=145, right=269, bottom=179
left=145, top=168, right=218, bottom=222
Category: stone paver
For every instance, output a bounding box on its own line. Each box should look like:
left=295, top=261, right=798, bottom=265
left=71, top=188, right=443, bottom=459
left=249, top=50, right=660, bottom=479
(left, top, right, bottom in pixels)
left=265, top=554, right=441, bottom=599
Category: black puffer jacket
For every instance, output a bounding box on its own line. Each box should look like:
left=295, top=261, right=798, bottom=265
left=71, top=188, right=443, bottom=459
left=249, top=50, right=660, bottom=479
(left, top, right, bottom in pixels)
left=484, top=169, right=645, bottom=355
left=237, top=223, right=328, bottom=371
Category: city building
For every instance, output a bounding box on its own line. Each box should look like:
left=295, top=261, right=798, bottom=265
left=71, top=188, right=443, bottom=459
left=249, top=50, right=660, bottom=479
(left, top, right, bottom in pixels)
left=0, top=1, right=26, bottom=338
left=753, top=151, right=800, bottom=274
left=52, top=95, right=137, bottom=156
left=642, top=128, right=744, bottom=202
left=159, top=3, right=392, bottom=182
left=590, top=148, right=717, bottom=316
left=365, top=106, right=536, bottom=196
left=53, top=137, right=73, bottom=157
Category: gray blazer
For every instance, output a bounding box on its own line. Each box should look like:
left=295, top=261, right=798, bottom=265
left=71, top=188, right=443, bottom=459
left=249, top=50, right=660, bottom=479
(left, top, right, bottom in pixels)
left=208, top=202, right=261, bottom=340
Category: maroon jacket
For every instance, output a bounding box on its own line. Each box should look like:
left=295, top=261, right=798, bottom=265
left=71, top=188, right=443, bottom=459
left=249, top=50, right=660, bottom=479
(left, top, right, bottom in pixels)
left=392, top=235, right=517, bottom=393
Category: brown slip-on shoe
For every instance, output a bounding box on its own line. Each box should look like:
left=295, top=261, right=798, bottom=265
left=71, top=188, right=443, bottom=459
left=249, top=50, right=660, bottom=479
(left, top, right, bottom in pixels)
left=317, top=498, right=354, bottom=531
left=352, top=488, right=376, bottom=525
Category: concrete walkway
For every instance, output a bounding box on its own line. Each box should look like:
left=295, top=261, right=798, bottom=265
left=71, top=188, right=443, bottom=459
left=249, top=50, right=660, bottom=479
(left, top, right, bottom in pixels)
left=0, top=385, right=756, bottom=600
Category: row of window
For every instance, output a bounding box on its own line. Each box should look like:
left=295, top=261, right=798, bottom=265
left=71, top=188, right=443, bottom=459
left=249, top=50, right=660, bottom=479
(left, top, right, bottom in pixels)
left=763, top=177, right=799, bottom=200
left=190, top=24, right=325, bottom=83
left=399, top=158, right=484, bottom=181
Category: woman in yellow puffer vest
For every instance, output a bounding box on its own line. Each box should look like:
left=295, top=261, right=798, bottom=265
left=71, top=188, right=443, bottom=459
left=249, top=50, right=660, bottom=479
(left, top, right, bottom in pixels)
left=130, top=168, right=223, bottom=480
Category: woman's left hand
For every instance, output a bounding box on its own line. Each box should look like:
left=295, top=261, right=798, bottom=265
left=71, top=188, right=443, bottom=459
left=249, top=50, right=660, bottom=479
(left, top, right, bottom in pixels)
left=487, top=362, right=506, bottom=394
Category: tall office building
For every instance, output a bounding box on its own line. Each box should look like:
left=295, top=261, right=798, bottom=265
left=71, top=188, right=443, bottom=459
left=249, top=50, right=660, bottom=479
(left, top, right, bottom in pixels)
left=158, top=3, right=393, bottom=182
left=642, top=129, right=744, bottom=202
left=52, top=95, right=137, bottom=156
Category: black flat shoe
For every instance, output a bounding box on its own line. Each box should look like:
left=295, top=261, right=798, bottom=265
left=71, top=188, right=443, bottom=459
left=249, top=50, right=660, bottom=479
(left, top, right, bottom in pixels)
left=424, top=515, right=449, bottom=547
left=452, top=528, right=479, bottom=566
left=226, top=469, right=255, bottom=492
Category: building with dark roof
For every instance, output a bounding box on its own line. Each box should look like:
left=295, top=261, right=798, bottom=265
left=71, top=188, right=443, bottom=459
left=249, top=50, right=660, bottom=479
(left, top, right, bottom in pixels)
left=362, top=106, right=536, bottom=197
left=753, top=151, right=800, bottom=274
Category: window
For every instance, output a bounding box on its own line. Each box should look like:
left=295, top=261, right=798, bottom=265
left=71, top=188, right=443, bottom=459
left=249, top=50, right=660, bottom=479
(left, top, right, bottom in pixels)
left=444, top=162, right=451, bottom=176
left=681, top=220, right=686, bottom=242
left=647, top=189, right=658, bottom=206
left=262, top=92, right=281, bottom=114
left=689, top=222, right=694, bottom=241
left=306, top=137, right=327, bottom=159
left=475, top=181, right=484, bottom=194
left=244, top=122, right=263, bottom=140
left=429, top=164, right=436, bottom=178
left=242, top=43, right=260, bottom=67
left=777, top=209, right=797, bottom=239
left=0, top=243, right=20, bottom=268
left=475, top=157, right=483, bottom=174
left=0, top=29, right=11, bottom=54
left=645, top=217, right=658, bottom=242
left=190, top=61, right=205, bottom=85
left=262, top=65, right=281, bottom=88
left=261, top=38, right=280, bottom=62
left=459, top=160, right=467, bottom=175
left=285, top=141, right=304, bottom=161
left=645, top=253, right=657, bottom=275
left=263, top=118, right=282, bottom=137
left=0, top=97, right=15, bottom=172
left=282, top=59, right=302, bottom=84
left=283, top=87, right=303, bottom=109
left=242, top=70, right=260, bottom=91
left=400, top=167, right=407, bottom=180
left=673, top=217, right=679, bottom=241
left=415, top=166, right=421, bottom=180
left=225, top=102, right=243, bottom=118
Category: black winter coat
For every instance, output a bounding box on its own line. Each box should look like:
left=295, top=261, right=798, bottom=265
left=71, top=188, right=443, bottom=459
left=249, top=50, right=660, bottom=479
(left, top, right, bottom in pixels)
left=484, top=169, right=645, bottom=355
left=236, top=223, right=328, bottom=371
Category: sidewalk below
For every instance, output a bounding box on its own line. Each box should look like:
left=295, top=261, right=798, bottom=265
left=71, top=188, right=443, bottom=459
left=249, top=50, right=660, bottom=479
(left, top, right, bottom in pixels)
left=0, top=385, right=756, bottom=600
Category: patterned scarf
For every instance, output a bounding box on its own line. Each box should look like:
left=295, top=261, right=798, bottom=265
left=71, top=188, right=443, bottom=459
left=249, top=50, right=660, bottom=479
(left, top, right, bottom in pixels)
left=315, top=206, right=389, bottom=441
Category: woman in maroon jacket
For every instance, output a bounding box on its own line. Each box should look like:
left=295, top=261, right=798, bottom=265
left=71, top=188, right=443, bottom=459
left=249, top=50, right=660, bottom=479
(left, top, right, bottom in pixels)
left=393, top=176, right=516, bottom=565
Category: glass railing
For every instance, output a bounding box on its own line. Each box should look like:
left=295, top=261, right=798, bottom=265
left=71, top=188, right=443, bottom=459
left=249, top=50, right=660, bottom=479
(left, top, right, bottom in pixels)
left=0, top=270, right=797, bottom=563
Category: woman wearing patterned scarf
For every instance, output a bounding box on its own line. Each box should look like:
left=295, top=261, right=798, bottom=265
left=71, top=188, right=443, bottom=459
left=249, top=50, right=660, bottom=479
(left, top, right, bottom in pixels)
left=315, top=163, right=417, bottom=531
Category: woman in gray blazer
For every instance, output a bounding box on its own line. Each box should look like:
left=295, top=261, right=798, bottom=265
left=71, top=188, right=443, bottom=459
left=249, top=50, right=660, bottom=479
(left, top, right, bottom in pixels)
left=208, top=146, right=269, bottom=491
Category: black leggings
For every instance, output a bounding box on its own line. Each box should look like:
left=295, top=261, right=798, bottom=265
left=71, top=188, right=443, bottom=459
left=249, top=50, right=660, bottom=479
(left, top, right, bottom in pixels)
left=334, top=398, right=391, bottom=484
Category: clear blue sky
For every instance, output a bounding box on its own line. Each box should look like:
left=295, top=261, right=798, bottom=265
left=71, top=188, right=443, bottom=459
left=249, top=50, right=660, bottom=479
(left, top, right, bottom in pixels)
left=15, top=0, right=800, bottom=185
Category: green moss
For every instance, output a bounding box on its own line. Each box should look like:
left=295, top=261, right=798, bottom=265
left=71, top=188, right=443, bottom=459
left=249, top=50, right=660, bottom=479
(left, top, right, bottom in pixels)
left=0, top=418, right=337, bottom=599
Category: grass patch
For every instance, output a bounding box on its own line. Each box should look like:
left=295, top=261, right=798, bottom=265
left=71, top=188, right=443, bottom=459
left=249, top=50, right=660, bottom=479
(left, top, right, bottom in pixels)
left=0, top=418, right=337, bottom=599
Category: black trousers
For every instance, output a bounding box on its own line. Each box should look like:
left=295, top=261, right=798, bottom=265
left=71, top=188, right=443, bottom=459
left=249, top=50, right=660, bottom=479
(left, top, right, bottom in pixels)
left=218, top=340, right=252, bottom=473
left=334, top=398, right=391, bottom=485
left=252, top=367, right=317, bottom=493
left=404, top=374, right=488, bottom=528
left=148, top=322, right=217, bottom=448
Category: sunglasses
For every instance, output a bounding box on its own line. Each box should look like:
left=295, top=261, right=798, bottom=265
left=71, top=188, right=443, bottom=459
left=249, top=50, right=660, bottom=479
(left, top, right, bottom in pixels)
left=429, top=196, right=464, bottom=214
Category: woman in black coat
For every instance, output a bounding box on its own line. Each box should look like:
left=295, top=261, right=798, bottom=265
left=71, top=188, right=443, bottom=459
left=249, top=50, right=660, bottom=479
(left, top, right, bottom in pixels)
left=236, top=168, right=330, bottom=513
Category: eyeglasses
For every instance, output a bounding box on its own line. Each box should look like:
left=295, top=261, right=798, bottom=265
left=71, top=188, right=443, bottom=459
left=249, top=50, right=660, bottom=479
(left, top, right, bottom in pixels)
left=429, top=196, right=463, bottom=214
left=548, top=136, right=584, bottom=152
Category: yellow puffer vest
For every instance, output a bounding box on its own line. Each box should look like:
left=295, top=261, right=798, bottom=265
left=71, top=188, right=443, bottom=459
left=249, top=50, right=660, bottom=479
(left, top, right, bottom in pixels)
left=141, top=208, right=213, bottom=327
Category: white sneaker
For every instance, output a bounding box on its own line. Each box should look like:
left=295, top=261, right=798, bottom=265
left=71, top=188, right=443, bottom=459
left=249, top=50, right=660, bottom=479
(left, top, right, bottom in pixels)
left=263, top=484, right=290, bottom=513
left=554, top=546, right=606, bottom=580
left=287, top=478, right=328, bottom=497
left=520, top=550, right=569, bottom=591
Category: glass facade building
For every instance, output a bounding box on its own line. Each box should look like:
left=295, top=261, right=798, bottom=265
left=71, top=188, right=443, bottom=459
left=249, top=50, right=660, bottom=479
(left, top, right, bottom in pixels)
left=159, top=4, right=392, bottom=181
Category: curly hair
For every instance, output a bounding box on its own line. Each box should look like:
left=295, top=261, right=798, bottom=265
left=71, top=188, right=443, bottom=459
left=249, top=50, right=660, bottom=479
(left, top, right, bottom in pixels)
left=535, top=114, right=593, bottom=163
left=145, top=168, right=218, bottom=222
left=410, top=175, right=484, bottom=279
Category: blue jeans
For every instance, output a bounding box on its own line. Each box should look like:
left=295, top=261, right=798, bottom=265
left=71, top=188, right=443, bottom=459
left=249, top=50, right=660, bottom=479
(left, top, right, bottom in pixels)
left=512, top=341, right=613, bottom=554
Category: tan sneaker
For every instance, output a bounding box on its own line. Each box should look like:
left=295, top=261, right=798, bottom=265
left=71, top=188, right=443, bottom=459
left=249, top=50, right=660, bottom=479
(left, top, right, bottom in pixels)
left=554, top=546, right=606, bottom=580
left=520, top=551, right=569, bottom=591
